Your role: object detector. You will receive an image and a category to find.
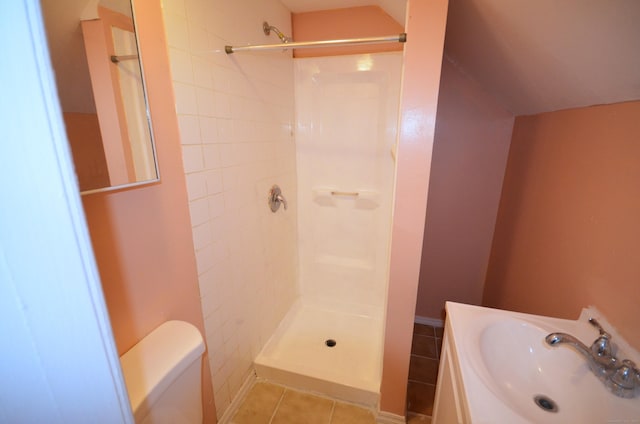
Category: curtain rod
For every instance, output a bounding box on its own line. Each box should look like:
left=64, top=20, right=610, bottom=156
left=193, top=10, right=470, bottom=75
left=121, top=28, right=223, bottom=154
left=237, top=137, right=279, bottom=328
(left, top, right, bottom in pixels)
left=110, top=54, right=138, bottom=63
left=225, top=33, right=407, bottom=54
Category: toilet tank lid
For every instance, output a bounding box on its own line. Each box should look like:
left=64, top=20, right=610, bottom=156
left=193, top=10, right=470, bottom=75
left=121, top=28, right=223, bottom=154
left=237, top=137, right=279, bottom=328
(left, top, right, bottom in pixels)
left=119, top=320, right=205, bottom=416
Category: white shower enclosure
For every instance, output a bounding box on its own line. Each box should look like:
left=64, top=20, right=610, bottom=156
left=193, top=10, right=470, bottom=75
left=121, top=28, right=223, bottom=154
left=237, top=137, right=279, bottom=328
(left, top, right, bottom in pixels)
left=255, top=52, right=403, bottom=406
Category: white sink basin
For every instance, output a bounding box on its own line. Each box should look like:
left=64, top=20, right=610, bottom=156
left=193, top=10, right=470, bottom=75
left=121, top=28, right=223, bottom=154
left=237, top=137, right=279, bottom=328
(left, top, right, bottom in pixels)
left=477, top=319, right=601, bottom=422
left=445, top=302, right=640, bottom=423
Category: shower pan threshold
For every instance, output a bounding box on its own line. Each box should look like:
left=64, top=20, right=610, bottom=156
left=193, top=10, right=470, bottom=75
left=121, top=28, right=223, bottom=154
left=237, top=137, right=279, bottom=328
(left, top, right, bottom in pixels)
left=254, top=299, right=383, bottom=407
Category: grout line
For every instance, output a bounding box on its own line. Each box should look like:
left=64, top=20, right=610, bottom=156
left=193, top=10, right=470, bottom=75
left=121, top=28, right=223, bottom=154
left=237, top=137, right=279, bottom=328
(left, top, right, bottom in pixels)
left=407, top=412, right=434, bottom=421
left=410, top=352, right=440, bottom=361
left=407, top=379, right=436, bottom=385
left=327, top=400, right=336, bottom=424
left=411, top=350, right=440, bottom=359
left=267, top=389, right=287, bottom=424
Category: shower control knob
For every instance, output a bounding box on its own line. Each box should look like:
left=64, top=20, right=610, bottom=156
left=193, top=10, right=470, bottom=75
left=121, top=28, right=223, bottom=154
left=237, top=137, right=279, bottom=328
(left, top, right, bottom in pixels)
left=269, top=185, right=287, bottom=212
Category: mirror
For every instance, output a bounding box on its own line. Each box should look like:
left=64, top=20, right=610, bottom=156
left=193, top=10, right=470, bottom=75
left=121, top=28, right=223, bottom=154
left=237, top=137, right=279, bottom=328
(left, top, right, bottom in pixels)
left=41, top=0, right=158, bottom=194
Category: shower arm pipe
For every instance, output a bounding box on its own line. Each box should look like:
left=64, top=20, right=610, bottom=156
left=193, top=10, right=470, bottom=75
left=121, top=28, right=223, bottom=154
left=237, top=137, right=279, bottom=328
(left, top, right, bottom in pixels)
left=224, top=33, right=407, bottom=54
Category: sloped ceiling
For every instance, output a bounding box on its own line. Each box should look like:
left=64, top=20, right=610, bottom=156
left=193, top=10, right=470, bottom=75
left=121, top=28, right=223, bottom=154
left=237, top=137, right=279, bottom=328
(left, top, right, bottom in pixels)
left=280, top=0, right=407, bottom=26
left=44, top=0, right=640, bottom=116
left=283, top=0, right=640, bottom=116
left=445, top=0, right=640, bottom=115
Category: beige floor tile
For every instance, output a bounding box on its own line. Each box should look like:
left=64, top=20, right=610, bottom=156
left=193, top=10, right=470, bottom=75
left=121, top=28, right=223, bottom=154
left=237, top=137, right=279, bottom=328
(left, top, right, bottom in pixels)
left=407, top=413, right=432, bottom=424
left=231, top=382, right=284, bottom=424
left=271, top=390, right=334, bottom=424
left=330, top=402, right=376, bottom=424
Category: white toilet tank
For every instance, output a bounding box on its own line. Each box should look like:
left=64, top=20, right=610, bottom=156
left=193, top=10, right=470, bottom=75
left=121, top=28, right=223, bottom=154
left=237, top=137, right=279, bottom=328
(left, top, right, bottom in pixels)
left=120, top=321, right=205, bottom=424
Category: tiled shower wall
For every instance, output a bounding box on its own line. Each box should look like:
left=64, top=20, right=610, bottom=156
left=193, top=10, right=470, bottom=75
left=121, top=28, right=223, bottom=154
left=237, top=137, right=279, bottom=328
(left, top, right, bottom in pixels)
left=161, top=0, right=298, bottom=417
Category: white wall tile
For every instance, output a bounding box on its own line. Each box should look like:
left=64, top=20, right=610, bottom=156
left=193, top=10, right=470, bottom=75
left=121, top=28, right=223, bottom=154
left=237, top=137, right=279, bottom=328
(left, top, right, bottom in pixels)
left=192, top=56, right=214, bottom=89
left=217, top=143, right=238, bottom=168
left=212, top=65, right=231, bottom=93
left=214, top=92, right=231, bottom=118
left=210, top=216, right=226, bottom=240
left=168, top=48, right=193, bottom=84
left=221, top=166, right=242, bottom=191
left=177, top=115, right=201, bottom=145
left=163, top=0, right=186, bottom=17
left=200, top=265, right=227, bottom=312
left=185, top=172, right=207, bottom=200
left=205, top=169, right=223, bottom=194
left=207, top=193, right=225, bottom=219
left=163, top=12, right=189, bottom=50
left=202, top=144, right=221, bottom=168
left=184, top=0, right=210, bottom=30
left=188, top=25, right=210, bottom=54
left=195, top=87, right=216, bottom=117
left=188, top=197, right=209, bottom=227
left=181, top=145, right=203, bottom=173
left=191, top=221, right=212, bottom=251
left=162, top=0, right=297, bottom=417
left=217, top=119, right=233, bottom=142
left=195, top=243, right=216, bottom=275
left=212, top=384, right=230, bottom=420
left=199, top=116, right=218, bottom=143
left=173, top=82, right=198, bottom=115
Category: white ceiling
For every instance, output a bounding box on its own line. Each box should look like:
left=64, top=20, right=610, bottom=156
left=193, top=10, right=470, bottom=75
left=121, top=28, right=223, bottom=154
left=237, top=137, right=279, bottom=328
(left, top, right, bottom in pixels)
left=283, top=0, right=640, bottom=116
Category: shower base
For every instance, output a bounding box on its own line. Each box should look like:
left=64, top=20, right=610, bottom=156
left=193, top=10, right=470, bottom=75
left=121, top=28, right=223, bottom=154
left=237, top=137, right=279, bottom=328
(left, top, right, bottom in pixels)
left=254, top=299, right=383, bottom=407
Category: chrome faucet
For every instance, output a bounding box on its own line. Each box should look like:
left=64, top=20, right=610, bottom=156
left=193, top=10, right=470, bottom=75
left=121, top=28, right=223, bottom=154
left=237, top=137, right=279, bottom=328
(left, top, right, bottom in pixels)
left=545, top=318, right=640, bottom=398
left=268, top=185, right=288, bottom=212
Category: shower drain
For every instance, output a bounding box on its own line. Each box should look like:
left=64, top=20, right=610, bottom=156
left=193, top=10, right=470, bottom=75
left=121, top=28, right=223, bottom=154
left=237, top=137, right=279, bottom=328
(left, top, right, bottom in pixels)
left=325, top=339, right=337, bottom=347
left=533, top=395, right=558, bottom=413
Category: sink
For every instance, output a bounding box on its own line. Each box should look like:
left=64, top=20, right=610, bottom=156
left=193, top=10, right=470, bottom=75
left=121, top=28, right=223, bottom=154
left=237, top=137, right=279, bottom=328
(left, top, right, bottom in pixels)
left=445, top=302, right=640, bottom=423
left=476, top=319, right=601, bottom=422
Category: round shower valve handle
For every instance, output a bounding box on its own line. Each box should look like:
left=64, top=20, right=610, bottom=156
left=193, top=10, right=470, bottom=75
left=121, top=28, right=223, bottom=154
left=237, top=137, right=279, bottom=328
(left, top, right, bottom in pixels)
left=269, top=185, right=287, bottom=212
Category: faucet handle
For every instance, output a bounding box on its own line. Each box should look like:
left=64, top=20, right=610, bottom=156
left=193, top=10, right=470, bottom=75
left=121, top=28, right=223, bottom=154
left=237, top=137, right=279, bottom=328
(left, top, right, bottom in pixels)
left=588, top=318, right=610, bottom=338
left=275, top=194, right=288, bottom=210
left=591, top=336, right=614, bottom=359
left=268, top=185, right=288, bottom=212
left=588, top=318, right=614, bottom=358
left=608, top=360, right=639, bottom=398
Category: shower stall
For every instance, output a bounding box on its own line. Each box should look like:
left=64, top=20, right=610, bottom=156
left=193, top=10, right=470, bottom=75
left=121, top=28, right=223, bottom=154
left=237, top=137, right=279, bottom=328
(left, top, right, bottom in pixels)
left=161, top=0, right=408, bottom=416
left=254, top=52, right=403, bottom=406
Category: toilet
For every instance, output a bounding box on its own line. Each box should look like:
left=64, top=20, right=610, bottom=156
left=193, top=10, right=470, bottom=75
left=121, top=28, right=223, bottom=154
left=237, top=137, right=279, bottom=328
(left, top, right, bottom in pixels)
left=120, top=321, right=205, bottom=424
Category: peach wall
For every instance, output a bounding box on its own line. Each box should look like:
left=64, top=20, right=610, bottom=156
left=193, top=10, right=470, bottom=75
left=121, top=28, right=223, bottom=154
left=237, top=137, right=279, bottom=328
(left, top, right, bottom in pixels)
left=80, top=0, right=215, bottom=420
left=63, top=112, right=110, bottom=192
left=380, top=0, right=449, bottom=416
left=292, top=6, right=404, bottom=58
left=414, top=59, right=514, bottom=319
left=484, top=101, right=640, bottom=350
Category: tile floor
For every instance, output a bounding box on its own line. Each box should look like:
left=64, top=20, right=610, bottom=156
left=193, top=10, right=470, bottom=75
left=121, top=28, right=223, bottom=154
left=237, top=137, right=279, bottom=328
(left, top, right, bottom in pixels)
left=231, top=324, right=443, bottom=424
left=231, top=381, right=377, bottom=424
left=231, top=381, right=433, bottom=424
left=407, top=414, right=432, bottom=424
left=406, top=323, right=444, bottom=419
